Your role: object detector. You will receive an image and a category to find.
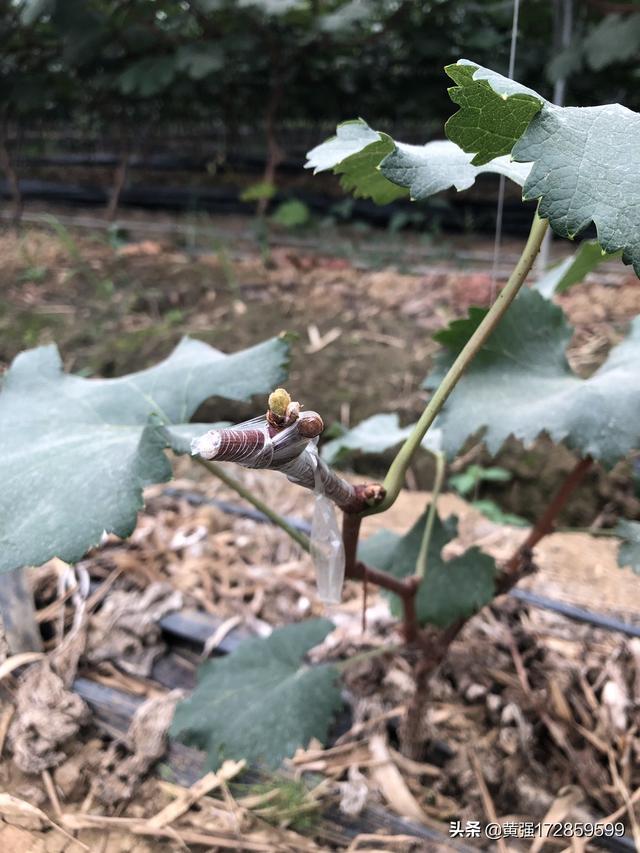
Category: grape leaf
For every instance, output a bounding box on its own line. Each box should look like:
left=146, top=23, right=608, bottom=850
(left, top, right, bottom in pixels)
left=515, top=103, right=640, bottom=275
left=535, top=240, right=622, bottom=299
left=615, top=519, right=640, bottom=575
left=358, top=509, right=496, bottom=628
left=446, top=60, right=640, bottom=276
left=271, top=199, right=310, bottom=228
left=449, top=464, right=511, bottom=496
left=306, top=119, right=531, bottom=205
left=175, top=44, right=224, bottom=80
left=583, top=14, right=640, bottom=72
left=445, top=62, right=542, bottom=166
left=305, top=119, right=380, bottom=171
left=305, top=120, right=406, bottom=204
left=118, top=56, right=177, bottom=96
left=425, top=288, right=640, bottom=465
left=238, top=0, right=303, bottom=13
left=380, top=140, right=531, bottom=199
left=321, top=413, right=442, bottom=466
left=470, top=499, right=528, bottom=528
left=0, top=335, right=290, bottom=573
left=171, top=619, right=342, bottom=769
left=357, top=528, right=399, bottom=574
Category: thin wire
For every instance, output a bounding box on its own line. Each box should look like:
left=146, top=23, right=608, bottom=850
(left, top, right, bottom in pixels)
left=539, top=0, right=573, bottom=274
left=490, top=0, right=521, bottom=300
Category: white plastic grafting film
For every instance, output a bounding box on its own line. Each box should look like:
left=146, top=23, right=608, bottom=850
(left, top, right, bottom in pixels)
left=311, top=493, right=346, bottom=603
left=308, top=442, right=345, bottom=603
left=190, top=415, right=311, bottom=468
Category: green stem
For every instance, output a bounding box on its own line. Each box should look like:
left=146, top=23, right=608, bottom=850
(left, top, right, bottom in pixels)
left=370, top=211, right=549, bottom=515
left=415, top=451, right=446, bottom=580
left=194, top=456, right=310, bottom=552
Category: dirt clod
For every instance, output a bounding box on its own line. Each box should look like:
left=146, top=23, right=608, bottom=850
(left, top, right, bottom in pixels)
left=92, top=690, right=181, bottom=807
left=8, top=662, right=89, bottom=774
left=86, top=582, right=183, bottom=677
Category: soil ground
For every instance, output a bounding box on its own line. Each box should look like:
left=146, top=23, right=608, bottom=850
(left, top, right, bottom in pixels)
left=1, top=469, right=638, bottom=851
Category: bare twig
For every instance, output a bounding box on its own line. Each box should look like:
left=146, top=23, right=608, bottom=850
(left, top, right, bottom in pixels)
left=500, top=456, right=593, bottom=586
left=147, top=760, right=245, bottom=829
left=401, top=455, right=594, bottom=751
left=468, top=749, right=508, bottom=853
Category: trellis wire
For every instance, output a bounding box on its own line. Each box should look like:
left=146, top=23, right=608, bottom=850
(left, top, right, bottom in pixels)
left=538, top=0, right=573, bottom=273
left=490, top=0, right=521, bottom=295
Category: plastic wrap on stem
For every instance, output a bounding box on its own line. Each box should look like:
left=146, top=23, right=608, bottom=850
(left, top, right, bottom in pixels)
left=280, top=446, right=357, bottom=511
left=289, top=441, right=346, bottom=604
left=191, top=412, right=321, bottom=469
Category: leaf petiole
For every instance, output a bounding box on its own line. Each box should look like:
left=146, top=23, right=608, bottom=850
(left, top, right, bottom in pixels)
left=371, top=210, right=549, bottom=515
left=194, top=456, right=311, bottom=552
left=415, top=451, right=446, bottom=580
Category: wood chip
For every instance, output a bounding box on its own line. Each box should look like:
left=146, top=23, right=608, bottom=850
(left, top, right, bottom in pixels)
left=147, top=760, right=245, bottom=828
left=530, top=786, right=583, bottom=853
left=41, top=768, right=62, bottom=817
left=61, top=813, right=270, bottom=851
left=0, top=652, right=45, bottom=681
left=0, top=704, right=15, bottom=758
left=368, top=733, right=430, bottom=825
left=468, top=749, right=508, bottom=853
left=305, top=324, right=341, bottom=353
left=201, top=615, right=243, bottom=659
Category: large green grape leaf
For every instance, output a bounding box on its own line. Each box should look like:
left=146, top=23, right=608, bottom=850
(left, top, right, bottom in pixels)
left=0, top=335, right=290, bottom=573
left=321, top=413, right=441, bottom=466
left=446, top=60, right=640, bottom=276
left=359, top=509, right=496, bottom=628
left=424, top=288, right=640, bottom=465
left=171, top=619, right=342, bottom=769
left=615, top=520, right=640, bottom=575
left=306, top=119, right=531, bottom=205
left=535, top=240, right=622, bottom=299
left=515, top=103, right=640, bottom=275
left=445, top=62, right=542, bottom=166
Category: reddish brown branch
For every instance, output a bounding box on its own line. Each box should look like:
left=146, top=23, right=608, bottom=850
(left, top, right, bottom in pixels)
left=354, top=562, right=420, bottom=644
left=342, top=513, right=420, bottom=642
left=342, top=513, right=362, bottom=578
left=341, top=456, right=594, bottom=650
left=400, top=455, right=595, bottom=756
left=106, top=150, right=130, bottom=222
left=501, top=455, right=593, bottom=582
left=408, top=455, right=595, bottom=684
left=0, top=116, right=22, bottom=229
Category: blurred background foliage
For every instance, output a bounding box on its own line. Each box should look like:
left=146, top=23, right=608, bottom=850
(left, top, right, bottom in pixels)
left=3, top=0, right=639, bottom=139
left=1, top=0, right=639, bottom=222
